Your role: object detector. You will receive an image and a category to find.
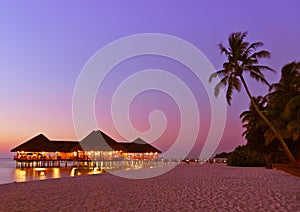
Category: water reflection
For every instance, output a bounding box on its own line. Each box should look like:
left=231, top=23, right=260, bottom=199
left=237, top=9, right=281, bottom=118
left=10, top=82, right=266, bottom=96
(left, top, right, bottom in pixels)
left=14, top=167, right=68, bottom=182
left=0, top=159, right=107, bottom=184
left=1, top=158, right=175, bottom=184
left=13, top=167, right=104, bottom=183
left=53, top=168, right=60, bottom=178
left=15, top=169, right=26, bottom=182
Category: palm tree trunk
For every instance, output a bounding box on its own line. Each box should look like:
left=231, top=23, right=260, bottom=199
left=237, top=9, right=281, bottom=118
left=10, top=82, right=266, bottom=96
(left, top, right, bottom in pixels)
left=239, top=76, right=296, bottom=162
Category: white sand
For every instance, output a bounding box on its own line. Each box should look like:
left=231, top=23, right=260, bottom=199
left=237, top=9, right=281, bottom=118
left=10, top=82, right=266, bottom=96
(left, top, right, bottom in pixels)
left=0, top=164, right=299, bottom=211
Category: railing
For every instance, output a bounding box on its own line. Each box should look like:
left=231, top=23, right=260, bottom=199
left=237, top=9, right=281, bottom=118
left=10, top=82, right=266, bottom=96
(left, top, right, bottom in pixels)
left=14, top=155, right=74, bottom=161
left=14, top=155, right=159, bottom=161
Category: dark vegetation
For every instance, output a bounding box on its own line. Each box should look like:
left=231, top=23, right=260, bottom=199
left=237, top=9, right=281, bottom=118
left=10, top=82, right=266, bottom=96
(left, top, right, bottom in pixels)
left=210, top=32, right=300, bottom=168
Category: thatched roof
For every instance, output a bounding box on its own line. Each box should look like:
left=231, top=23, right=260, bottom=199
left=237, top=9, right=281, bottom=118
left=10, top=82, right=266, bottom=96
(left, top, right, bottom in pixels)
left=11, top=132, right=162, bottom=154
left=72, top=130, right=127, bottom=151
left=11, top=134, right=59, bottom=152
left=120, top=138, right=162, bottom=153
left=51, top=141, right=79, bottom=152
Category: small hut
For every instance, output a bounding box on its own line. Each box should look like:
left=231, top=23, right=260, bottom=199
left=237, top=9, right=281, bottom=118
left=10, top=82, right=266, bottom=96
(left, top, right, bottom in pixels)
left=120, top=138, right=162, bottom=160
left=11, top=134, right=60, bottom=160
left=11, top=134, right=79, bottom=167
left=71, top=130, right=127, bottom=161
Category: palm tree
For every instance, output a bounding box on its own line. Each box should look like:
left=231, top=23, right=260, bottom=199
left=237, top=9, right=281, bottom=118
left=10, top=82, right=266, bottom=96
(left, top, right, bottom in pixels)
left=284, top=95, right=300, bottom=142
left=209, top=31, right=296, bottom=162
left=265, top=62, right=300, bottom=146
left=283, top=95, right=300, bottom=141
left=240, top=96, right=285, bottom=167
left=240, top=96, right=269, bottom=166
left=267, top=62, right=300, bottom=112
left=240, top=96, right=267, bottom=139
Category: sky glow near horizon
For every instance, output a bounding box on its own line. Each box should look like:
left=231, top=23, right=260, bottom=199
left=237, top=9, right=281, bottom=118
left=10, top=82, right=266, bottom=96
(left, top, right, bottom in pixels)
left=0, top=1, right=300, bottom=158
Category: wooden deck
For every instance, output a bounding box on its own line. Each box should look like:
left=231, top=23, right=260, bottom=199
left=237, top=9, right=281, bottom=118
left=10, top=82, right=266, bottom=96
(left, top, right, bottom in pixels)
left=13, top=155, right=162, bottom=169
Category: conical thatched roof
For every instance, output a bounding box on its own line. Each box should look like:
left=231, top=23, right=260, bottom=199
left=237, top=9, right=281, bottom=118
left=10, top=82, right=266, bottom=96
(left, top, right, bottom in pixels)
left=122, top=138, right=162, bottom=153
left=72, top=130, right=127, bottom=151
left=11, top=134, right=59, bottom=152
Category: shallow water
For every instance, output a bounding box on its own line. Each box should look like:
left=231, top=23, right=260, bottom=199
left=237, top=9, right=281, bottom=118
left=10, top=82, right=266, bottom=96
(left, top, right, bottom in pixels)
left=0, top=158, right=104, bottom=185
left=0, top=158, right=175, bottom=184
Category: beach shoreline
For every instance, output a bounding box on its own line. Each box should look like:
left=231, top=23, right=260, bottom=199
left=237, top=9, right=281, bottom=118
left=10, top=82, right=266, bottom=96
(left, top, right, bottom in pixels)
left=0, top=164, right=299, bottom=211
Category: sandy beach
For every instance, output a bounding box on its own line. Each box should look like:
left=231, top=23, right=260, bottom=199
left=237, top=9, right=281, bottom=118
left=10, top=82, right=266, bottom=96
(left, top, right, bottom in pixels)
left=0, top=164, right=299, bottom=211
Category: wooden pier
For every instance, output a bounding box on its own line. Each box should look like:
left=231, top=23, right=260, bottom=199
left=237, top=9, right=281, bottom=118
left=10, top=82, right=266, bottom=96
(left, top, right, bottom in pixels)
left=14, top=156, right=78, bottom=168
left=14, top=157, right=169, bottom=171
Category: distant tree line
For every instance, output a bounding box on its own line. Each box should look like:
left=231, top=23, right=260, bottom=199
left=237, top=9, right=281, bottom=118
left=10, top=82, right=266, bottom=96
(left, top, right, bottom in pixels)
left=214, top=152, right=231, bottom=158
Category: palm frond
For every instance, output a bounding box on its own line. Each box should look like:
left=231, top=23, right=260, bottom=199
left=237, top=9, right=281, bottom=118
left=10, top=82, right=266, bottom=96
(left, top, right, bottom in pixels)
left=234, top=77, right=241, bottom=92
left=226, top=79, right=234, bottom=105
left=284, top=95, right=300, bottom=114
left=214, top=76, right=228, bottom=97
left=250, top=65, right=275, bottom=73
left=269, top=83, right=282, bottom=92
left=223, top=62, right=233, bottom=72
left=242, top=123, right=248, bottom=128
left=247, top=42, right=263, bottom=51
left=240, top=110, right=249, bottom=119
left=287, top=120, right=300, bottom=141
left=242, top=130, right=248, bottom=137
left=218, top=43, right=230, bottom=56
left=248, top=71, right=270, bottom=86
left=240, top=31, right=248, bottom=40
left=250, top=50, right=271, bottom=59
left=209, top=72, right=218, bottom=82
left=209, top=69, right=229, bottom=82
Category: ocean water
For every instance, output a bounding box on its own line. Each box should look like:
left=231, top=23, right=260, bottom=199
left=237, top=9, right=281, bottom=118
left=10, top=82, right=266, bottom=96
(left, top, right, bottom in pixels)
left=0, top=158, right=103, bottom=185
left=0, top=158, right=16, bottom=184
left=0, top=158, right=180, bottom=185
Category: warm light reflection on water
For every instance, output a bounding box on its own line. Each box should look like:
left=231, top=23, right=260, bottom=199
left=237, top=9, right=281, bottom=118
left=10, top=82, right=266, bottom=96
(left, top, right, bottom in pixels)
left=53, top=168, right=60, bottom=179
left=0, top=158, right=175, bottom=184
left=0, top=159, right=106, bottom=184
left=13, top=167, right=82, bottom=183
left=15, top=169, right=26, bottom=182
left=10, top=166, right=105, bottom=183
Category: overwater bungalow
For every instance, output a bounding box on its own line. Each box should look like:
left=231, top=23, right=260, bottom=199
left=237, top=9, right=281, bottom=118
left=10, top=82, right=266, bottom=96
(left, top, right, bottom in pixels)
left=120, top=138, right=161, bottom=160
left=11, top=130, right=162, bottom=168
left=10, top=134, right=79, bottom=168
left=71, top=130, right=128, bottom=161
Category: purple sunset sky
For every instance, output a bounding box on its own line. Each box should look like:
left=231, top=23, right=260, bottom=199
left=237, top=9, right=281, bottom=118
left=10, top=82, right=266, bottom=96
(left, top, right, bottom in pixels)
left=0, top=1, right=299, bottom=158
